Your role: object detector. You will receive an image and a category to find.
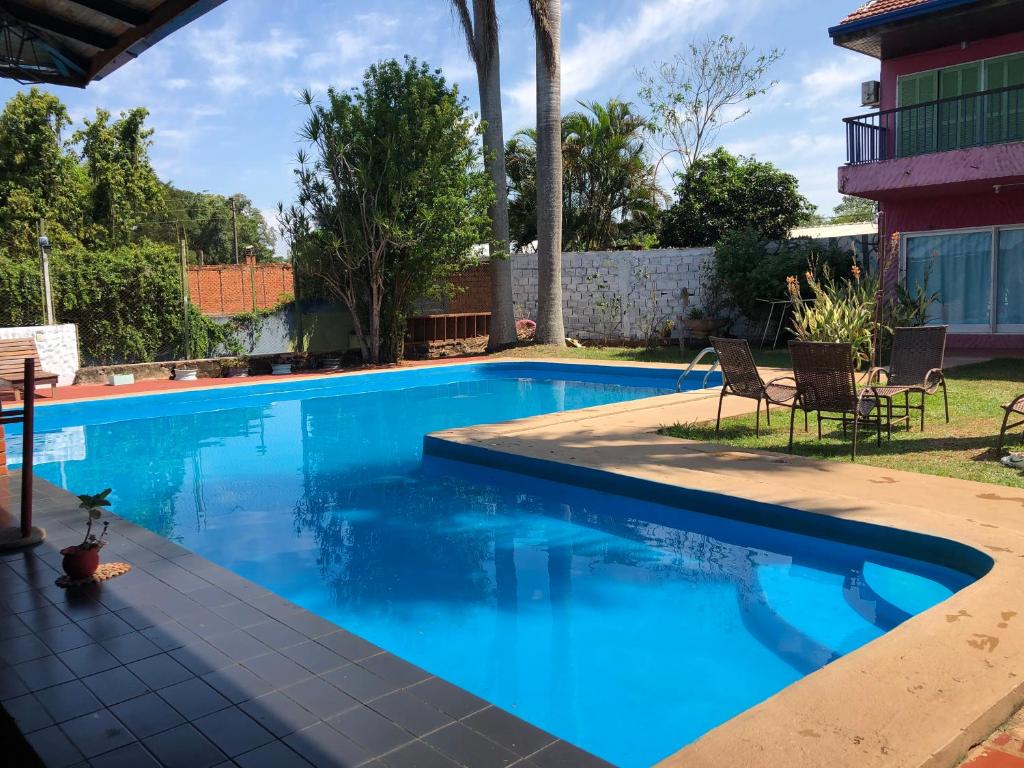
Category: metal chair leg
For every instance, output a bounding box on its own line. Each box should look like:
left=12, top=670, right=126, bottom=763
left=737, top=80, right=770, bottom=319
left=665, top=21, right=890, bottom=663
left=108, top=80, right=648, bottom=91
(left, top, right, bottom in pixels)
left=852, top=414, right=859, bottom=460
left=715, top=390, right=725, bottom=437
left=755, top=396, right=762, bottom=437
left=788, top=406, right=797, bottom=453
left=764, top=399, right=771, bottom=427
left=942, top=379, right=950, bottom=423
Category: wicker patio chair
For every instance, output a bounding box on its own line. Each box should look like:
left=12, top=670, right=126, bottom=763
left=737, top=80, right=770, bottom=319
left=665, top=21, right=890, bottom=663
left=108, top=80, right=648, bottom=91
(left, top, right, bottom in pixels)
left=709, top=336, right=797, bottom=437
left=788, top=341, right=884, bottom=461
left=998, top=394, right=1024, bottom=454
left=868, top=325, right=949, bottom=431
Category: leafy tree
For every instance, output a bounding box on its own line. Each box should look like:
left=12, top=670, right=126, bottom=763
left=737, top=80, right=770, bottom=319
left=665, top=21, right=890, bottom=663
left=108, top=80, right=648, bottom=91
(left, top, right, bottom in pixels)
left=76, top=108, right=163, bottom=247
left=831, top=195, right=876, bottom=224
left=659, top=148, right=817, bottom=247
left=449, top=0, right=517, bottom=350
left=286, top=57, right=492, bottom=364
left=0, top=88, right=86, bottom=256
left=528, top=0, right=565, bottom=345
left=143, top=186, right=276, bottom=262
left=507, top=99, right=662, bottom=251
left=637, top=35, right=782, bottom=174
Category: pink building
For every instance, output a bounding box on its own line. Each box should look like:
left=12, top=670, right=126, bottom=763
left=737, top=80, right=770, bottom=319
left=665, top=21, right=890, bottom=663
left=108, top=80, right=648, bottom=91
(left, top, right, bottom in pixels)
left=830, top=0, right=1024, bottom=352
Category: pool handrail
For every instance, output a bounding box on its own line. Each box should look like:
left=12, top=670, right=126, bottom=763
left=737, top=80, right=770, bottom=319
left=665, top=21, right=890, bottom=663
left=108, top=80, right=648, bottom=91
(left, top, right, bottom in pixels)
left=676, top=347, right=720, bottom=392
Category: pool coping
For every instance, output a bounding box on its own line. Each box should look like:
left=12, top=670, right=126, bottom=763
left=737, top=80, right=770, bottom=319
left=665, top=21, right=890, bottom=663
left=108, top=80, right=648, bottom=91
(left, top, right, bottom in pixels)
left=421, top=369, right=1024, bottom=768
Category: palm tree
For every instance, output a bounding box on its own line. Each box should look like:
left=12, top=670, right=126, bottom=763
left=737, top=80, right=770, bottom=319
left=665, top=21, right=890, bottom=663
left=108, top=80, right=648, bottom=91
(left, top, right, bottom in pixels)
left=450, top=1, right=517, bottom=351
left=528, top=0, right=565, bottom=345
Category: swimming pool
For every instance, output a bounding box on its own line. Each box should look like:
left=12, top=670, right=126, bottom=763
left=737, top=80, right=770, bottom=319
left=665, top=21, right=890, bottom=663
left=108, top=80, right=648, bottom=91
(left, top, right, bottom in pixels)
left=11, top=361, right=981, bottom=766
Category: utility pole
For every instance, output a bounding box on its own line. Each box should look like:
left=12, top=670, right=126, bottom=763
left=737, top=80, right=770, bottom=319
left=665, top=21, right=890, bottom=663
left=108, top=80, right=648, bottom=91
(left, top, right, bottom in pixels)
left=37, top=220, right=55, bottom=325
left=231, top=196, right=240, bottom=265
left=180, top=239, right=191, bottom=358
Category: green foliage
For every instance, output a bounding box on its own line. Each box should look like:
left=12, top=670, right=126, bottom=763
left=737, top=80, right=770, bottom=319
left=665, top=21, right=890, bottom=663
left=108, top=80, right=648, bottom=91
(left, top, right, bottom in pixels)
left=76, top=488, right=112, bottom=549
left=659, top=148, right=817, bottom=247
left=831, top=195, right=876, bottom=224
left=288, top=57, right=492, bottom=363
left=787, top=262, right=877, bottom=368
left=0, top=255, right=43, bottom=326
left=713, top=226, right=852, bottom=320
left=506, top=99, right=662, bottom=251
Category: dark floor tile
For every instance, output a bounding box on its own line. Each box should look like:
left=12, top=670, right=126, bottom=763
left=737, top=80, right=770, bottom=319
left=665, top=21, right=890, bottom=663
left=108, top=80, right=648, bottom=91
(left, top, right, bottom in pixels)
left=4, top=692, right=54, bottom=732
left=210, top=600, right=267, bottom=629
left=186, top=585, right=236, bottom=608
left=279, top=640, right=348, bottom=676
left=169, top=639, right=234, bottom=675
left=286, top=611, right=339, bottom=640
left=358, top=654, right=430, bottom=688
left=89, top=741, right=161, bottom=768
left=81, top=666, right=149, bottom=706
left=317, top=630, right=382, bottom=662
left=238, top=690, right=319, bottom=738
left=13, top=653, right=75, bottom=691
left=0, top=611, right=31, bottom=640
left=143, top=723, right=226, bottom=768
left=378, top=739, right=462, bottom=768
left=34, top=679, right=104, bottom=723
left=234, top=740, right=313, bottom=768
left=25, top=724, right=85, bottom=768
left=424, top=722, right=519, bottom=768
left=201, top=664, right=274, bottom=704
left=329, top=704, right=415, bottom=753
left=205, top=629, right=271, bottom=661
left=157, top=676, right=232, bottom=720
left=529, top=740, right=616, bottom=768
left=241, top=652, right=312, bottom=688
left=36, top=623, right=93, bottom=654
left=110, top=691, right=185, bottom=739
left=140, top=621, right=200, bottom=652
left=115, top=604, right=172, bottom=631
left=246, top=620, right=306, bottom=650
left=175, top=608, right=235, bottom=637
left=0, top=632, right=54, bottom=665
left=127, top=653, right=193, bottom=690
left=53, top=594, right=108, bottom=620
left=407, top=677, right=489, bottom=719
left=76, top=612, right=134, bottom=642
left=10, top=599, right=64, bottom=626
left=193, top=706, right=275, bottom=757
left=0, top=661, right=29, bottom=699
left=323, top=663, right=399, bottom=702
left=284, top=721, right=373, bottom=768
left=100, top=631, right=162, bottom=664
left=462, top=707, right=557, bottom=756
left=281, top=676, right=357, bottom=720
left=368, top=691, right=454, bottom=737
left=58, top=642, right=121, bottom=677
left=57, top=709, right=135, bottom=758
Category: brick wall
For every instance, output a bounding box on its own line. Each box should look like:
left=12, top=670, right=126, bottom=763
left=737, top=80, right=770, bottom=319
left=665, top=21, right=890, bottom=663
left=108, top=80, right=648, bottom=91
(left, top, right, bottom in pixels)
left=188, top=255, right=294, bottom=316
left=448, top=264, right=492, bottom=314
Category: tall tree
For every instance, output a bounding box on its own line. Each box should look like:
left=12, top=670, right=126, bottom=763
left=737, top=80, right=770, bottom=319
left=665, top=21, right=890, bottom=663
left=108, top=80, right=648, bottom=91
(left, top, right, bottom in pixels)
left=831, top=195, right=876, bottom=224
left=287, top=57, right=492, bottom=364
left=506, top=99, right=662, bottom=251
left=659, top=148, right=817, bottom=247
left=637, top=35, right=782, bottom=175
left=450, top=0, right=517, bottom=350
left=528, top=0, right=565, bottom=345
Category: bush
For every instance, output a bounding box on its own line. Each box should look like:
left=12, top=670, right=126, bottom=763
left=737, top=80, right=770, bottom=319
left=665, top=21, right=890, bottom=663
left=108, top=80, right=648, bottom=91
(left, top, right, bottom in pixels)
left=713, top=226, right=854, bottom=322
left=787, top=263, right=877, bottom=368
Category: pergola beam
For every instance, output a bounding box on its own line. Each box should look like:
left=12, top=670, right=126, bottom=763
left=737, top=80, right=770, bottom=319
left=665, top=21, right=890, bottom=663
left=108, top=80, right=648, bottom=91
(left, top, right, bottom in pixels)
left=67, top=0, right=150, bottom=27
left=4, top=1, right=118, bottom=50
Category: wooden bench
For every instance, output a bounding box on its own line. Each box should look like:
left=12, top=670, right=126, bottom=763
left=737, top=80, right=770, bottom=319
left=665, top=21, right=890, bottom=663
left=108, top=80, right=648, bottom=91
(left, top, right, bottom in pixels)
left=0, top=338, right=59, bottom=401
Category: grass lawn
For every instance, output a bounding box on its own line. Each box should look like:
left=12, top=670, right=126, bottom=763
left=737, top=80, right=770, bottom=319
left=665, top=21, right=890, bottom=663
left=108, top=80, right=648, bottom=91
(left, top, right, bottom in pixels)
left=660, top=358, right=1024, bottom=489
left=495, top=342, right=792, bottom=368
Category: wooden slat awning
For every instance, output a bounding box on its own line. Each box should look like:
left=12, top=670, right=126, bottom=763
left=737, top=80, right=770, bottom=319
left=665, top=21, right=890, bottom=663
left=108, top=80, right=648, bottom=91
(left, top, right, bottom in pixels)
left=0, top=0, right=227, bottom=88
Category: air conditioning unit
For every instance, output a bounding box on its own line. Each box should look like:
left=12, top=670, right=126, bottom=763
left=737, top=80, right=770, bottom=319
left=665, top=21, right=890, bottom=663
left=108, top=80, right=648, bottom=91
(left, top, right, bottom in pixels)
left=861, top=80, right=881, bottom=107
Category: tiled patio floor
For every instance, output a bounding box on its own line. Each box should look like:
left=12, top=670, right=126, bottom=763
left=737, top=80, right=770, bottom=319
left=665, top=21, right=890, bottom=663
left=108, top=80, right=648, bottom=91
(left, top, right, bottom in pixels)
left=0, top=473, right=610, bottom=768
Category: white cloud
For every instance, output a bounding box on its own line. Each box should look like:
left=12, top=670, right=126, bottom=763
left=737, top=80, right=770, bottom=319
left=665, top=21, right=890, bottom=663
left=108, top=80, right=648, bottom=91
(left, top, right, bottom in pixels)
left=799, top=56, right=879, bottom=106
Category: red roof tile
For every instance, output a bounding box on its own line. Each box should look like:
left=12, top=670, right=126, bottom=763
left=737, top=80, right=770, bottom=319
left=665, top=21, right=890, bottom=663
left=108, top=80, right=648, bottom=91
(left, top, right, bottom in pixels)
left=839, top=0, right=934, bottom=24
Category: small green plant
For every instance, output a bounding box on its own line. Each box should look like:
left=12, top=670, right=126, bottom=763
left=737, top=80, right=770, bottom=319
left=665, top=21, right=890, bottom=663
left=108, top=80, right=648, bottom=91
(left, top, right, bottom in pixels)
left=686, top=306, right=706, bottom=321
left=76, top=488, right=112, bottom=550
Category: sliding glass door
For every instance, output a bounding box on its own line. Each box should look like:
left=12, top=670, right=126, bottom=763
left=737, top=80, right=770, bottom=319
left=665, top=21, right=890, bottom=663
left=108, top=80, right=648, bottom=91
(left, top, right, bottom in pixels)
left=997, top=228, right=1024, bottom=329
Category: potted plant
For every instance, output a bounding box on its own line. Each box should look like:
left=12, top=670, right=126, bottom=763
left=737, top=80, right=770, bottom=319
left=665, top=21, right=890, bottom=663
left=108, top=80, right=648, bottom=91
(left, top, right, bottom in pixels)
left=221, top=357, right=250, bottom=378
left=61, top=489, right=112, bottom=580
left=173, top=365, right=198, bottom=381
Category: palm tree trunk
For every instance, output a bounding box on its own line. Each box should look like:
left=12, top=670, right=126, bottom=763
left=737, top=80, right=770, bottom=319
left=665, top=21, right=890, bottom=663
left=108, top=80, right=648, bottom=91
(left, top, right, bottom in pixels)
left=473, top=1, right=517, bottom=351
left=530, top=0, right=565, bottom=345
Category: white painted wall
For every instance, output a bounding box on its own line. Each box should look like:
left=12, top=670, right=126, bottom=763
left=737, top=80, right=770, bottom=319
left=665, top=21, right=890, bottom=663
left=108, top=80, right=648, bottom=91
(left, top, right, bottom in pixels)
left=0, top=324, right=80, bottom=386
left=512, top=248, right=714, bottom=341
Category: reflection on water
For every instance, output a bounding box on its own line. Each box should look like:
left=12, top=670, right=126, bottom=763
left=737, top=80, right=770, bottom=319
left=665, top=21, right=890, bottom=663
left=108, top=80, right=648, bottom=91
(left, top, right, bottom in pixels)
left=27, top=375, right=973, bottom=767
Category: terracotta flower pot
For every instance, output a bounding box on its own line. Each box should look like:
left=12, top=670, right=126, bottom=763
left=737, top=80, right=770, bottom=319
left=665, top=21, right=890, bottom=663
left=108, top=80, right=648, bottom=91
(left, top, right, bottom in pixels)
left=61, top=546, right=100, bottom=580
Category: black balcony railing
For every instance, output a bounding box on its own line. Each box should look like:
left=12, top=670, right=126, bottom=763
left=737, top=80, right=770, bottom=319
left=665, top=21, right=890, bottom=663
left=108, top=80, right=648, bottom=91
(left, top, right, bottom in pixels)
left=844, top=83, right=1024, bottom=164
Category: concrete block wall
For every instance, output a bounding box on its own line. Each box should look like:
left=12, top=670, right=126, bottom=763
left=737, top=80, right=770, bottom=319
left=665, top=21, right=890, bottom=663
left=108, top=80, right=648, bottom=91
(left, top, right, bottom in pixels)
left=0, top=324, right=80, bottom=386
left=511, top=248, right=714, bottom=341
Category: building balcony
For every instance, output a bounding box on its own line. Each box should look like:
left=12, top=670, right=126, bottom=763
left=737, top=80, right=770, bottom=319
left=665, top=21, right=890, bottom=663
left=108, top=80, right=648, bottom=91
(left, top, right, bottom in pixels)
left=839, top=84, right=1024, bottom=200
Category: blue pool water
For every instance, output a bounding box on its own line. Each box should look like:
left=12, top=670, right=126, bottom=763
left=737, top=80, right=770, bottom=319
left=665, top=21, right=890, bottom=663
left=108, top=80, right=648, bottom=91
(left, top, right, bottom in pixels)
left=12, top=362, right=978, bottom=767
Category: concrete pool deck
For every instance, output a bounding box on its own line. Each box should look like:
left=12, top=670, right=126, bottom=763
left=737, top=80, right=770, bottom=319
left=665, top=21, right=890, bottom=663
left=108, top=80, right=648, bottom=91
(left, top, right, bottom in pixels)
left=425, top=367, right=1024, bottom=768
left=2, top=355, right=1021, bottom=767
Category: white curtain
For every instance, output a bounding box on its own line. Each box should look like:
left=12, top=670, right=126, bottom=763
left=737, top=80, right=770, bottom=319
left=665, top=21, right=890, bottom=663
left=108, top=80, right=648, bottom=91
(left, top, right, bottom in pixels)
left=997, top=228, right=1024, bottom=326
left=906, top=231, right=992, bottom=326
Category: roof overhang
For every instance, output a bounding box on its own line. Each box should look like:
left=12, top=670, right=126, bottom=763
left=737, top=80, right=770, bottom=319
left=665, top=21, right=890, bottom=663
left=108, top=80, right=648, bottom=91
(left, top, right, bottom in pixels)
left=0, top=0, right=227, bottom=88
left=829, top=0, right=1024, bottom=59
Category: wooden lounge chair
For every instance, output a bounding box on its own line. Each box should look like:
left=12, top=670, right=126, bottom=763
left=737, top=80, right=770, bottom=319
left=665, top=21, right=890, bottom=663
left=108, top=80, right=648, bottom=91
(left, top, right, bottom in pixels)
left=868, top=325, right=948, bottom=431
left=999, top=394, right=1024, bottom=454
left=0, top=338, right=58, bottom=401
left=788, top=341, right=886, bottom=461
left=709, top=336, right=797, bottom=437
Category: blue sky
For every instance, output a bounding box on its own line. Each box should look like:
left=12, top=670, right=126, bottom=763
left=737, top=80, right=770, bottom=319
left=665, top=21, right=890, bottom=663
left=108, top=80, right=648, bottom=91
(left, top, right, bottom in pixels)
left=0, top=0, right=879, bottom=252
